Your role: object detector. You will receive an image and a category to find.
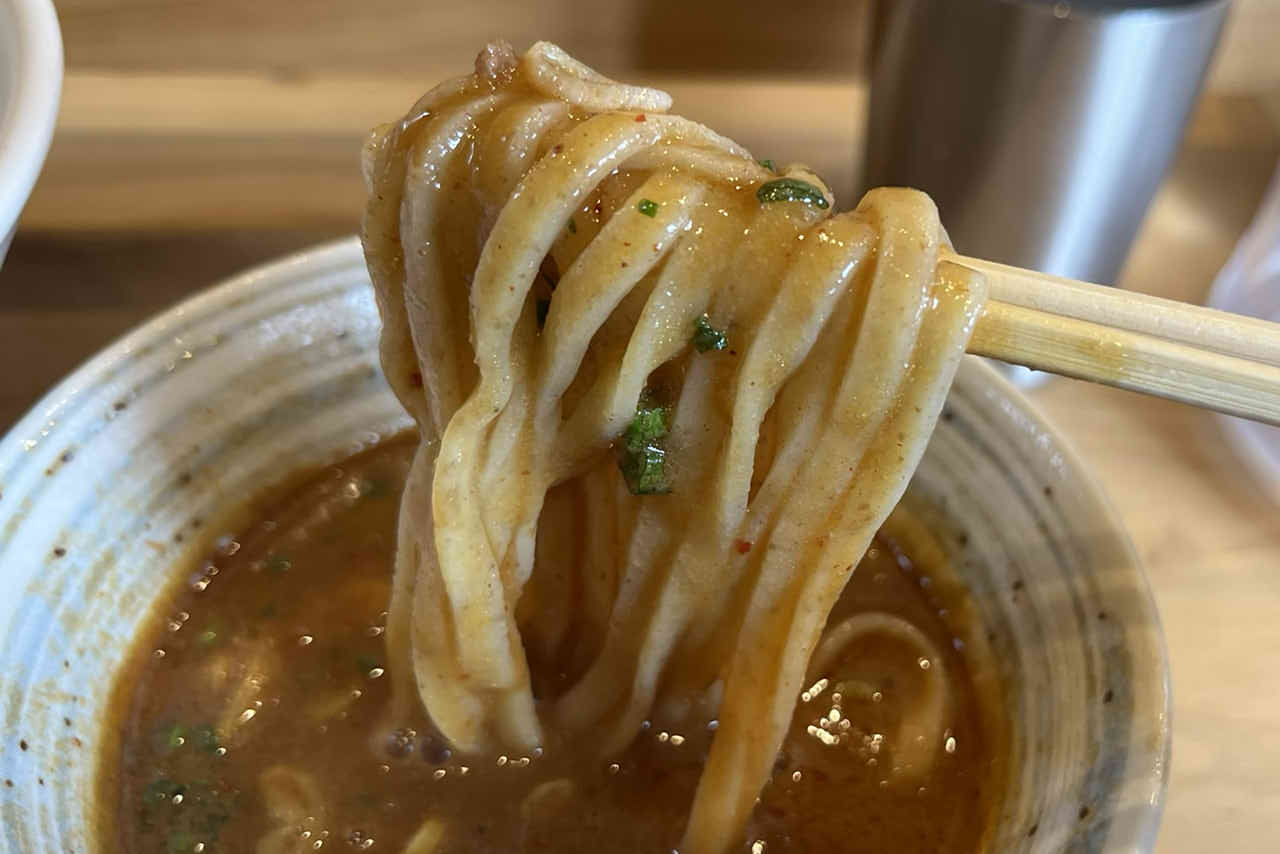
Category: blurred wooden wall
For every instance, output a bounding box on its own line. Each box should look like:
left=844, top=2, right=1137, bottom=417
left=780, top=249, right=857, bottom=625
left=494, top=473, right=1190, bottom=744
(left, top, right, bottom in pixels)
left=52, top=0, right=872, bottom=77
left=1, top=0, right=1274, bottom=428
left=26, top=0, right=1275, bottom=240
left=49, top=0, right=1277, bottom=89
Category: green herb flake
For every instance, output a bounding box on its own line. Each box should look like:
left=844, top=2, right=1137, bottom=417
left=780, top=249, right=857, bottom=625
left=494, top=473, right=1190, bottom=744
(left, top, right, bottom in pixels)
left=266, top=554, right=291, bottom=574
left=567, top=217, right=577, bottom=234
left=536, top=298, right=551, bottom=329
left=637, top=198, right=659, bottom=218
left=624, top=406, right=669, bottom=452
left=756, top=177, right=829, bottom=209
left=693, top=315, right=728, bottom=352
left=621, top=445, right=670, bottom=495
left=196, top=629, right=218, bottom=647
left=758, top=158, right=776, bottom=171
left=619, top=405, right=672, bottom=495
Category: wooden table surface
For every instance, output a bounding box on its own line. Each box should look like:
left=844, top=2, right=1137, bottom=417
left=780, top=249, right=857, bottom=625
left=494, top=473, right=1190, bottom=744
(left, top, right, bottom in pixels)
left=4, top=3, right=1280, bottom=850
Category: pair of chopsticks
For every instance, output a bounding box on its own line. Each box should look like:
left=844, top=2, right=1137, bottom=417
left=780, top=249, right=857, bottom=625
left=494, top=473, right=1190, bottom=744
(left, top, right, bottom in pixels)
left=957, top=255, right=1280, bottom=427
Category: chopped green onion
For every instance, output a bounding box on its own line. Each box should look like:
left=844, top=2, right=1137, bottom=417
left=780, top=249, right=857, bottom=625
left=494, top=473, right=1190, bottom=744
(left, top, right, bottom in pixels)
left=624, top=406, right=669, bottom=452
left=266, top=554, right=291, bottom=574
left=621, top=446, right=669, bottom=495
left=619, top=404, right=672, bottom=495
left=637, top=198, right=659, bottom=217
left=358, top=477, right=387, bottom=499
left=756, top=177, right=829, bottom=209
left=758, top=158, right=776, bottom=171
left=196, top=629, right=217, bottom=647
left=693, top=315, right=728, bottom=352
left=567, top=217, right=577, bottom=234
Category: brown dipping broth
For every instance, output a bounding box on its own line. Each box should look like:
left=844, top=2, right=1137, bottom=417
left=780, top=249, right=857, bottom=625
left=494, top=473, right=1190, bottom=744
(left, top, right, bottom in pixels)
left=99, top=437, right=1004, bottom=853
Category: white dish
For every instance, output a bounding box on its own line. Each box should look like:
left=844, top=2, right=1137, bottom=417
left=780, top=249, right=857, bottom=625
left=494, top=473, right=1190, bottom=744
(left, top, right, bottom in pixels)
left=0, top=238, right=1170, bottom=852
left=0, top=0, right=61, bottom=265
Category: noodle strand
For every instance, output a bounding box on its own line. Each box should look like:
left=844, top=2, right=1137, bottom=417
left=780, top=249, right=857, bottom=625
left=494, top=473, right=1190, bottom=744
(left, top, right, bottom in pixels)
left=361, top=40, right=988, bottom=854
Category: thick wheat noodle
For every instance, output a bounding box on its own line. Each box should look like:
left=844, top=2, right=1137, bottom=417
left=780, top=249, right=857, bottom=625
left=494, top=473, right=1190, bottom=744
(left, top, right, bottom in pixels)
left=361, top=39, right=987, bottom=854
left=808, top=611, right=952, bottom=778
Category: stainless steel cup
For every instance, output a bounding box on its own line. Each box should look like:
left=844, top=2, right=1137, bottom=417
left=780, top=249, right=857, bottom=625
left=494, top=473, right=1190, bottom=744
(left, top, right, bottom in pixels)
left=863, top=0, right=1229, bottom=286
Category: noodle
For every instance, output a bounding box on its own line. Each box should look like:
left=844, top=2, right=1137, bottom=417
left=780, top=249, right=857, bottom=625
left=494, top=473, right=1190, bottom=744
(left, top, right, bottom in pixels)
left=402, top=818, right=447, bottom=854
left=256, top=766, right=326, bottom=854
left=807, top=612, right=951, bottom=780
left=361, top=40, right=987, bottom=853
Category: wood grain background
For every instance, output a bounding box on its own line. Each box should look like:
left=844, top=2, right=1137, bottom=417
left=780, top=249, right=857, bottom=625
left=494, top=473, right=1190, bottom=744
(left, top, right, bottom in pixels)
left=51, top=0, right=872, bottom=76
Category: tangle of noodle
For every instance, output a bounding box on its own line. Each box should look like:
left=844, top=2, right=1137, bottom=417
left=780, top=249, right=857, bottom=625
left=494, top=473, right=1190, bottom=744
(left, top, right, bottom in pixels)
left=361, top=40, right=987, bottom=854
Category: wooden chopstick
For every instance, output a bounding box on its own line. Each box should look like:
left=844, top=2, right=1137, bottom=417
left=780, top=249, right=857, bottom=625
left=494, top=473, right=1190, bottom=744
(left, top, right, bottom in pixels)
left=953, top=255, right=1280, bottom=426
left=958, top=255, right=1280, bottom=366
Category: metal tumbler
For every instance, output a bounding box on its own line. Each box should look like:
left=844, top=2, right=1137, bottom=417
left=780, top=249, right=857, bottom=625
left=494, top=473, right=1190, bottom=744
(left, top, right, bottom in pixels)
left=863, top=0, right=1229, bottom=286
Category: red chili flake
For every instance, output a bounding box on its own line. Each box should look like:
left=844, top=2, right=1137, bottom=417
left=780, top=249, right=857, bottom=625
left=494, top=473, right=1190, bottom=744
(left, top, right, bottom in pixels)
left=734, top=539, right=753, bottom=554
left=409, top=371, right=423, bottom=388
left=635, top=114, right=646, bottom=122
left=552, top=143, right=564, bottom=154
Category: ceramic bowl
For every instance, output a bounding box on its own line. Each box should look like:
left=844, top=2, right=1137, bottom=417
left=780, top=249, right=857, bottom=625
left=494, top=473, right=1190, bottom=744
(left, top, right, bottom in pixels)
left=0, top=0, right=61, bottom=265
left=0, top=239, right=1170, bottom=852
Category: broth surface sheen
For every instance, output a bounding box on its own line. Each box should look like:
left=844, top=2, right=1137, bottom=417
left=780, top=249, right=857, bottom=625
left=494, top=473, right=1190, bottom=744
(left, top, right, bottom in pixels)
left=101, top=437, right=1004, bottom=853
